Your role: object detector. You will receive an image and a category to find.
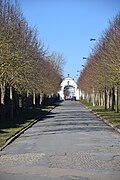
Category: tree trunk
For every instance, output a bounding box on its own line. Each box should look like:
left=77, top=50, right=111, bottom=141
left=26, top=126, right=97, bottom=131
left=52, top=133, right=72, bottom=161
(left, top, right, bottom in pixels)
left=109, top=90, right=111, bottom=109
left=39, top=92, right=43, bottom=105
left=99, top=91, right=102, bottom=106
left=26, top=90, right=29, bottom=110
left=1, top=81, right=5, bottom=105
left=101, top=92, right=104, bottom=106
left=33, top=91, right=36, bottom=107
left=107, top=90, right=110, bottom=109
left=111, top=87, right=115, bottom=111
left=104, top=86, right=107, bottom=110
left=115, top=86, right=119, bottom=113
left=10, top=86, right=14, bottom=120
left=15, top=93, right=19, bottom=116
left=86, top=93, right=89, bottom=103
left=92, top=87, right=95, bottom=106
left=19, top=96, right=22, bottom=108
left=0, top=81, right=6, bottom=121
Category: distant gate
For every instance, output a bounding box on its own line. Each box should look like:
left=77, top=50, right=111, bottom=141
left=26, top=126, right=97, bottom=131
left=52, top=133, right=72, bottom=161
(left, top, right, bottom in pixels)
left=58, top=76, right=80, bottom=101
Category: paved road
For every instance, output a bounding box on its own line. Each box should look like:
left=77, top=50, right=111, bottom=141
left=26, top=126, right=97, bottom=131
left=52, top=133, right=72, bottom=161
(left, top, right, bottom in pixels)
left=0, top=101, right=120, bottom=180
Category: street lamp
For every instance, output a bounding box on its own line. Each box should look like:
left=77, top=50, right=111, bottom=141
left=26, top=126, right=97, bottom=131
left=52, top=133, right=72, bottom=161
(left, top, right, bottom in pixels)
left=102, top=42, right=107, bottom=110
left=90, top=38, right=96, bottom=41
left=89, top=38, right=97, bottom=106
left=83, top=57, right=87, bottom=60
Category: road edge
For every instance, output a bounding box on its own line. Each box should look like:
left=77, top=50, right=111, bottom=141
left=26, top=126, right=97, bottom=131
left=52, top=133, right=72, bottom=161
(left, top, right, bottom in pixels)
left=0, top=106, right=55, bottom=151
left=82, top=103, right=120, bottom=134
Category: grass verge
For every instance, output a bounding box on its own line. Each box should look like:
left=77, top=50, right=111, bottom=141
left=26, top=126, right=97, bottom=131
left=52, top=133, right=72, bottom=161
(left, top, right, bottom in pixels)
left=0, top=105, right=55, bottom=147
left=80, top=100, right=120, bottom=129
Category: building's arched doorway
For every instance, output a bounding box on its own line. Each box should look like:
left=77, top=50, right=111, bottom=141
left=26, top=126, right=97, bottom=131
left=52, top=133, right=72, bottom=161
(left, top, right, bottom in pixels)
left=64, top=85, right=75, bottom=100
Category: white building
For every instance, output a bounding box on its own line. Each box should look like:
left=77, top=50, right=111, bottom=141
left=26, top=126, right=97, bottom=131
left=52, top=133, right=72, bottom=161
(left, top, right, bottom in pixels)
left=58, top=76, right=80, bottom=101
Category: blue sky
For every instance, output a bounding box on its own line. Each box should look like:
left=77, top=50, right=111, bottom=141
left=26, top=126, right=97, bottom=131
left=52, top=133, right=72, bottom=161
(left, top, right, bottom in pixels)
left=19, top=0, right=120, bottom=80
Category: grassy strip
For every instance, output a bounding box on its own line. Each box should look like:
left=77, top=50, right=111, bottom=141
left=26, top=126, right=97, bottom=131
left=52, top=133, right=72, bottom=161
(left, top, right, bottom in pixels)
left=0, top=105, right=55, bottom=147
left=80, top=100, right=120, bottom=129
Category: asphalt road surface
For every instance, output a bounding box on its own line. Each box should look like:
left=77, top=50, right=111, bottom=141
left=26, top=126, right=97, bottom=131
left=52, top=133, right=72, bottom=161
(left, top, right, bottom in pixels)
left=0, top=101, right=120, bottom=180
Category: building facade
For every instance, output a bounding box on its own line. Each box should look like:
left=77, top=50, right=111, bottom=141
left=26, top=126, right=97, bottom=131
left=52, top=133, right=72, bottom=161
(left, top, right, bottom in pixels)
left=58, top=77, right=80, bottom=101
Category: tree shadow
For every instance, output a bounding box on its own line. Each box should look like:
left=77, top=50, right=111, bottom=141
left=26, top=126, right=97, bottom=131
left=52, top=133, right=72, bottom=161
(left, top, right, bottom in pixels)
left=0, top=106, right=56, bottom=130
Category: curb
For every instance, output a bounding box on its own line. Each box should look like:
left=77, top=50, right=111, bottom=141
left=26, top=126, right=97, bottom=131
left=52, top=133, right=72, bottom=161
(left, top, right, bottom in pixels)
left=91, top=110, right=120, bottom=134
left=0, top=107, right=55, bottom=151
left=84, top=105, right=120, bottom=134
left=0, top=119, right=38, bottom=151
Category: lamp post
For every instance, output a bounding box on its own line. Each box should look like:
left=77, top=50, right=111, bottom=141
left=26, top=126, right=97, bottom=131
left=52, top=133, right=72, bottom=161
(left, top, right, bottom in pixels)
left=83, top=57, right=87, bottom=60
left=90, top=38, right=96, bottom=41
left=102, top=42, right=107, bottom=110
left=90, top=38, right=96, bottom=106
left=90, top=39, right=107, bottom=110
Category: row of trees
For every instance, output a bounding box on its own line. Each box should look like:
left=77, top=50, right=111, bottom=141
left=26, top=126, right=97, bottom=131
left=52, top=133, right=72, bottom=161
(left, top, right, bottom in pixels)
left=0, top=0, right=64, bottom=121
left=78, top=13, right=120, bottom=112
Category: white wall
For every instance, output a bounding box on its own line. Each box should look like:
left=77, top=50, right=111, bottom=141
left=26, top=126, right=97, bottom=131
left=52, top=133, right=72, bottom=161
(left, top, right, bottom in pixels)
left=58, top=77, right=80, bottom=100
